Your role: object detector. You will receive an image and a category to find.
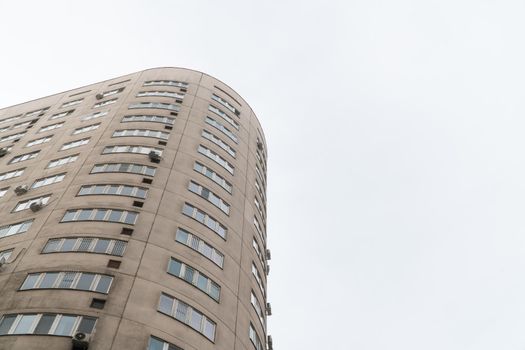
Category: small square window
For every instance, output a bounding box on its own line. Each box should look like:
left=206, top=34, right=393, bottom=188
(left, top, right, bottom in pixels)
left=170, top=112, right=178, bottom=116
left=158, top=140, right=167, bottom=146
left=175, top=99, right=183, bottom=104
left=132, top=201, right=144, bottom=208
left=90, top=298, right=106, bottom=309
left=164, top=125, right=173, bottom=130
left=121, top=227, right=133, bottom=236
left=142, top=178, right=153, bottom=184
left=107, top=260, right=121, bottom=269
left=180, top=88, right=187, bottom=92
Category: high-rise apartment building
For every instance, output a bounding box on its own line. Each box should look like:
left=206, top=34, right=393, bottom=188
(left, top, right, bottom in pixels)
left=0, top=67, right=270, bottom=350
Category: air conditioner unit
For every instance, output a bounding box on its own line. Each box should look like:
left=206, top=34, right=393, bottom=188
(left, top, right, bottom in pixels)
left=257, top=141, right=264, bottom=151
left=95, top=93, right=104, bottom=100
left=0, top=148, right=8, bottom=157
left=266, top=264, right=270, bottom=275
left=267, top=335, right=273, bottom=350
left=148, top=151, right=161, bottom=163
left=265, top=248, right=271, bottom=260
left=30, top=200, right=44, bottom=212
left=14, top=185, right=29, bottom=195
left=266, top=302, right=272, bottom=316
left=72, top=332, right=92, bottom=350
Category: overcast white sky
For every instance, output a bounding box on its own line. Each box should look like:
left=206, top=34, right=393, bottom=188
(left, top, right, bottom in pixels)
left=2, top=1, right=525, bottom=349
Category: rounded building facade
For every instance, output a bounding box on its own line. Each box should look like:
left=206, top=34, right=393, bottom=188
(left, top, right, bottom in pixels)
left=0, top=68, right=270, bottom=350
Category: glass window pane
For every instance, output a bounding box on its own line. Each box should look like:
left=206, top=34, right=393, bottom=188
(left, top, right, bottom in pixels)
left=61, top=238, right=77, bottom=251
left=40, top=272, right=59, bottom=288
left=107, top=185, right=118, bottom=194
left=95, top=276, right=112, bottom=293
left=158, top=294, right=173, bottom=314
left=59, top=272, right=76, bottom=288
left=175, top=229, right=188, bottom=243
left=183, top=266, right=194, bottom=283
left=148, top=337, right=164, bottom=350
left=93, top=185, right=105, bottom=194
left=94, top=209, right=107, bottom=221
left=76, top=273, right=95, bottom=291
left=14, top=314, right=37, bottom=334
left=120, top=186, right=133, bottom=196
left=93, top=239, right=110, bottom=253
left=108, top=210, right=122, bottom=222
left=20, top=274, right=40, bottom=290
left=112, top=241, right=126, bottom=256
left=135, top=188, right=147, bottom=199
left=78, top=209, right=92, bottom=221
left=0, top=315, right=16, bottom=335
left=189, top=309, right=202, bottom=331
left=54, top=315, right=76, bottom=336
left=77, top=317, right=96, bottom=334
left=34, top=314, right=55, bottom=335
left=124, top=212, right=137, bottom=224
left=197, top=275, right=208, bottom=291
left=62, top=211, right=76, bottom=222
left=203, top=319, right=215, bottom=341
left=43, top=239, right=60, bottom=253
left=168, top=259, right=182, bottom=277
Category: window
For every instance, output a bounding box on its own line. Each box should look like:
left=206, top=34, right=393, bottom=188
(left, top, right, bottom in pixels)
left=0, top=114, right=22, bottom=124
left=31, top=173, right=66, bottom=189
left=60, top=138, right=90, bottom=151
left=102, top=145, right=163, bottom=156
left=0, top=187, right=8, bottom=198
left=252, top=262, right=265, bottom=297
left=25, top=107, right=50, bottom=117
left=26, top=135, right=53, bottom=147
left=255, top=164, right=266, bottom=186
left=254, top=216, right=266, bottom=243
left=9, top=151, right=39, bottom=164
left=100, top=87, right=124, bottom=97
left=78, top=184, right=148, bottom=199
left=148, top=336, right=183, bottom=350
left=129, top=102, right=180, bottom=112
left=137, top=91, right=185, bottom=99
left=47, top=154, right=78, bottom=168
left=205, top=116, right=238, bottom=143
left=0, top=249, right=13, bottom=262
left=80, top=111, right=108, bottom=121
left=212, top=94, right=240, bottom=116
left=50, top=110, right=74, bottom=120
left=0, top=220, right=33, bottom=239
left=193, top=162, right=232, bottom=194
left=144, top=80, right=188, bottom=88
left=93, top=98, right=118, bottom=108
left=202, top=130, right=236, bottom=157
left=249, top=323, right=264, bottom=350
left=254, top=197, right=265, bottom=218
left=13, top=195, right=51, bottom=212
left=0, top=314, right=96, bottom=336
left=13, top=119, right=37, bottom=129
left=113, top=129, right=169, bottom=140
left=61, top=99, right=83, bottom=108
left=42, top=237, right=126, bottom=256
left=188, top=181, right=230, bottom=214
left=91, top=163, right=156, bottom=177
left=251, top=291, right=266, bottom=330
left=38, top=122, right=63, bottom=133
left=253, top=237, right=265, bottom=267
left=72, top=123, right=100, bottom=135
left=157, top=293, right=216, bottom=341
left=122, top=115, right=175, bottom=125
left=168, top=258, right=221, bottom=301
left=175, top=228, right=224, bottom=268
left=20, top=271, right=113, bottom=294
left=0, top=168, right=24, bottom=182
left=198, top=145, right=234, bottom=175
left=61, top=208, right=138, bottom=225
left=255, top=180, right=266, bottom=204
left=0, top=132, right=26, bottom=143
left=182, top=203, right=227, bottom=239
left=208, top=105, right=239, bottom=130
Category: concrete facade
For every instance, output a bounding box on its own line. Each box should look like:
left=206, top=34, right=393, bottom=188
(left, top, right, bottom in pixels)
left=0, top=68, right=270, bottom=350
